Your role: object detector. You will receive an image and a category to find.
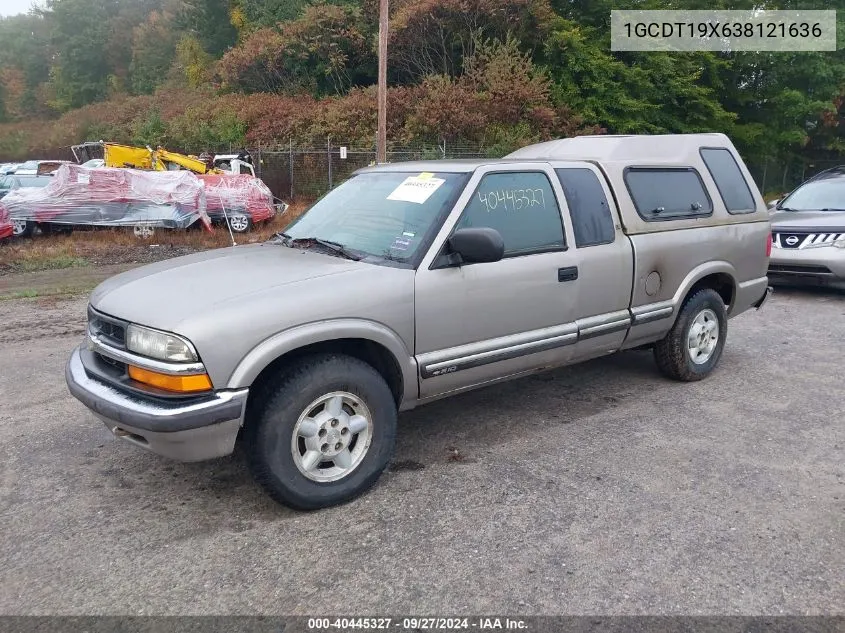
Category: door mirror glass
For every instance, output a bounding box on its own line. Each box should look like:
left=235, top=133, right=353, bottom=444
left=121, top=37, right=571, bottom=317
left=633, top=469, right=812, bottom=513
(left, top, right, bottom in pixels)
left=448, top=227, right=505, bottom=264
left=767, top=198, right=780, bottom=210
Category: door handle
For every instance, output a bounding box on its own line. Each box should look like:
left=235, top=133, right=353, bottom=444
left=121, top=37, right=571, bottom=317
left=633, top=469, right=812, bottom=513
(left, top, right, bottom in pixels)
left=558, top=266, right=578, bottom=282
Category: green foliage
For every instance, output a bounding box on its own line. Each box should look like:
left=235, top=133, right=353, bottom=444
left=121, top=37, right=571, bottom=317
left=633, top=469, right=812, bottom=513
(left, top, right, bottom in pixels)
left=130, top=109, right=169, bottom=146
left=45, top=0, right=123, bottom=110
left=219, top=2, right=374, bottom=96
left=169, top=108, right=247, bottom=149
left=129, top=9, right=180, bottom=94
left=175, top=35, right=214, bottom=88
left=0, top=0, right=842, bottom=177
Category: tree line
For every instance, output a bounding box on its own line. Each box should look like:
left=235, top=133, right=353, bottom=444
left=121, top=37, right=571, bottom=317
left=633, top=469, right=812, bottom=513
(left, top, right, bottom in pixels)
left=0, top=0, right=843, bottom=189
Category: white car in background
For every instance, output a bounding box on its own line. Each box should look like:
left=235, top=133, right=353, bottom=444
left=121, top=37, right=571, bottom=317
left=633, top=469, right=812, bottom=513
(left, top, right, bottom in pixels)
left=13, top=160, right=73, bottom=176
left=768, top=166, right=845, bottom=289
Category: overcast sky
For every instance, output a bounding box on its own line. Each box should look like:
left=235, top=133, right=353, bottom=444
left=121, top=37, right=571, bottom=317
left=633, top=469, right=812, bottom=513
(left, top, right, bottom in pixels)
left=0, top=0, right=42, bottom=17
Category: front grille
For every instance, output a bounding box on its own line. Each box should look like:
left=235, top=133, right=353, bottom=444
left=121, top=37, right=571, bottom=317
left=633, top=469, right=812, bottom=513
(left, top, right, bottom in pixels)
left=769, top=264, right=833, bottom=275
left=88, top=307, right=127, bottom=349
left=773, top=231, right=844, bottom=249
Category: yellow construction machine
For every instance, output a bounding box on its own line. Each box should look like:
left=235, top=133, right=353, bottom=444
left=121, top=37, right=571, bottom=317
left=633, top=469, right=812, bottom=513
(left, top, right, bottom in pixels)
left=72, top=142, right=255, bottom=176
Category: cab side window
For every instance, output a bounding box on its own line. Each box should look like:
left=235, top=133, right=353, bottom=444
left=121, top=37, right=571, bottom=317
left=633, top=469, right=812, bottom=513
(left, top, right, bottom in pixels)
left=700, top=148, right=756, bottom=214
left=555, top=168, right=615, bottom=247
left=455, top=171, right=565, bottom=256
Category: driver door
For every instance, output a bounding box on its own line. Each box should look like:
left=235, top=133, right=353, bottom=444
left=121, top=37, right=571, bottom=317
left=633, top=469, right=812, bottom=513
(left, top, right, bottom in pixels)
left=414, top=164, right=582, bottom=399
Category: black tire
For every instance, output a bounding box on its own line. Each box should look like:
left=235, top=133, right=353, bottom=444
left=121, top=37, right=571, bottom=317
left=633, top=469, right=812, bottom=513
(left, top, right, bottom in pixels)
left=244, top=353, right=398, bottom=510
left=653, top=288, right=728, bottom=382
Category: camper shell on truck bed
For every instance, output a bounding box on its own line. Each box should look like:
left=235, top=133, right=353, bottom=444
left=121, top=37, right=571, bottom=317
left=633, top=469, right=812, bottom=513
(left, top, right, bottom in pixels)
left=506, top=133, right=772, bottom=347
left=66, top=132, right=772, bottom=510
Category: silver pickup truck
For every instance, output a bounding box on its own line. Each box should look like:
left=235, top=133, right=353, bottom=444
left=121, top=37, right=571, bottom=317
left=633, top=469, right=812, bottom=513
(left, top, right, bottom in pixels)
left=66, top=133, right=772, bottom=509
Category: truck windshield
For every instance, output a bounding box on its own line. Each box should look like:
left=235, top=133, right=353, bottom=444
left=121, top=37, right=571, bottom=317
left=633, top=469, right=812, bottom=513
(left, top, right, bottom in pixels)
left=779, top=174, right=845, bottom=211
left=282, top=171, right=468, bottom=263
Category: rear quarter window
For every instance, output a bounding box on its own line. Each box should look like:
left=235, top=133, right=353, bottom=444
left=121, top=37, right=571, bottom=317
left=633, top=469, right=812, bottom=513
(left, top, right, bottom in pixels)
left=700, top=148, right=756, bottom=214
left=624, top=167, right=712, bottom=221
left=555, top=168, right=615, bottom=247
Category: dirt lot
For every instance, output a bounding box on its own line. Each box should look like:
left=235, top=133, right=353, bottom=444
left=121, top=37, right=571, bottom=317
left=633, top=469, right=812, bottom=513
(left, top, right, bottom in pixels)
left=0, top=279, right=843, bottom=615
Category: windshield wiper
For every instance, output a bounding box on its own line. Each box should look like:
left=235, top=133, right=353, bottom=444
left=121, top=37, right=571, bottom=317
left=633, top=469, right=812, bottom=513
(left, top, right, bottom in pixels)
left=273, top=234, right=362, bottom=261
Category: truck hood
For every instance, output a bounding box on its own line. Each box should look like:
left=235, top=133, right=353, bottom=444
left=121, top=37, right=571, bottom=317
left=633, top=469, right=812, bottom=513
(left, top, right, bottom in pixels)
left=91, top=243, right=371, bottom=329
left=771, top=210, right=845, bottom=231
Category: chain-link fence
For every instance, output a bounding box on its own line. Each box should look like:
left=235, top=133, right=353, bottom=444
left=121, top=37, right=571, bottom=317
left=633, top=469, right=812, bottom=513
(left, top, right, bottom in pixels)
left=10, top=139, right=845, bottom=203
left=746, top=156, right=845, bottom=197
left=246, top=140, right=490, bottom=203
left=248, top=141, right=845, bottom=203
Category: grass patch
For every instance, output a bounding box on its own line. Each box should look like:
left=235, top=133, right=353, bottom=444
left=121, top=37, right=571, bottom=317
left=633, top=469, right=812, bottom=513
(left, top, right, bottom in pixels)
left=10, top=256, right=89, bottom=273
left=0, top=202, right=309, bottom=275
left=0, top=284, right=96, bottom=300
left=1, top=289, right=39, bottom=300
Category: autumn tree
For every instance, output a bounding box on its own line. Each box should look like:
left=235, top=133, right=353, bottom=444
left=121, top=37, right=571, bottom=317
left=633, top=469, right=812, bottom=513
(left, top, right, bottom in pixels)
left=388, top=0, right=556, bottom=81
left=219, top=2, right=374, bottom=95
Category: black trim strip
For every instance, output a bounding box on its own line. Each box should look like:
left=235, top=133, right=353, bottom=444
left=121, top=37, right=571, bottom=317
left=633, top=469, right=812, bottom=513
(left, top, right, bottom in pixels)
left=420, top=332, right=578, bottom=379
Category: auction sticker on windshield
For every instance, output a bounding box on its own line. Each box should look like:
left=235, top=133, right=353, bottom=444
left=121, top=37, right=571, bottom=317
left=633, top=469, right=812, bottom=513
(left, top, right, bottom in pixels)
left=387, top=173, right=445, bottom=204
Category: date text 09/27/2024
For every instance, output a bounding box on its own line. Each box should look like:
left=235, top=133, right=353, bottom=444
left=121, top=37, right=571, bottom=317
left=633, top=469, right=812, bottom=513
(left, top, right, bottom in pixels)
left=307, top=617, right=529, bottom=630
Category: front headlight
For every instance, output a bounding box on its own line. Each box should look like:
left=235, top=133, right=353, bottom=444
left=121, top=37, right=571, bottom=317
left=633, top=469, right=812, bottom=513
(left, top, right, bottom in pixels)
left=126, top=324, right=198, bottom=362
left=833, top=237, right=845, bottom=249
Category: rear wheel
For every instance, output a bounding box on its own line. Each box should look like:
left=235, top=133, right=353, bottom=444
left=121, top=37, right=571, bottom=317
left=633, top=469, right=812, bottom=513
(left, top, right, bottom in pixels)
left=245, top=353, right=397, bottom=510
left=654, top=288, right=727, bottom=381
left=226, top=213, right=251, bottom=233
left=132, top=223, right=155, bottom=239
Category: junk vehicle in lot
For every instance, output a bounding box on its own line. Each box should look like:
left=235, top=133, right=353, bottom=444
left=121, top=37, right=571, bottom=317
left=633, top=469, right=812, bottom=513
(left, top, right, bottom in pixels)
left=72, top=142, right=274, bottom=233
left=0, top=164, right=209, bottom=237
left=12, top=159, right=72, bottom=176
left=66, top=133, right=773, bottom=510
left=199, top=173, right=276, bottom=233
left=0, top=202, right=11, bottom=240
left=766, top=165, right=845, bottom=289
left=0, top=173, right=55, bottom=237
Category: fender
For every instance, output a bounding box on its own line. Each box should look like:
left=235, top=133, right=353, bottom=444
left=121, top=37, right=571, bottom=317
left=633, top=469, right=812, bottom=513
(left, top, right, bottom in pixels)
left=624, top=260, right=738, bottom=350
left=225, top=318, right=419, bottom=409
left=671, top=260, right=737, bottom=312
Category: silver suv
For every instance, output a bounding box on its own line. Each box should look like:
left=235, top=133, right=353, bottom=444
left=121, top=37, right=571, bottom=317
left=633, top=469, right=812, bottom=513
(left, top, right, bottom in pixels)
left=66, top=133, right=773, bottom=509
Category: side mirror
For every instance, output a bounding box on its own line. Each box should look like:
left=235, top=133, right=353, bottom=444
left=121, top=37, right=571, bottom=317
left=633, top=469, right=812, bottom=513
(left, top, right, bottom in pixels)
left=447, top=227, right=505, bottom=264
left=767, top=198, right=780, bottom=210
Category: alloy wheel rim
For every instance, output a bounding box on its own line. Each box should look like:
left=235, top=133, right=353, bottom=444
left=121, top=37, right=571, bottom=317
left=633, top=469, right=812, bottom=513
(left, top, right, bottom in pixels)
left=687, top=308, right=719, bottom=365
left=290, top=391, right=373, bottom=483
left=11, top=219, right=27, bottom=236
left=133, top=223, right=155, bottom=239
left=229, top=215, right=249, bottom=232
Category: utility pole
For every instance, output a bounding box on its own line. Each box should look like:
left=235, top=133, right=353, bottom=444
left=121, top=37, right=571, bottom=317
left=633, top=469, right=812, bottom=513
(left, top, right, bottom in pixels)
left=377, top=0, right=388, bottom=164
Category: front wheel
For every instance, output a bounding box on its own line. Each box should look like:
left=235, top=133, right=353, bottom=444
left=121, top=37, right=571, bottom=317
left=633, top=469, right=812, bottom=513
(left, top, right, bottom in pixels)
left=245, top=354, right=397, bottom=510
left=654, top=288, right=727, bottom=381
left=12, top=219, right=34, bottom=238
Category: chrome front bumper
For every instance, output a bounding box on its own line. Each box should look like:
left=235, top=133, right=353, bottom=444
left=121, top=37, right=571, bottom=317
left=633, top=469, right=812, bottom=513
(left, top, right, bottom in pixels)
left=66, top=345, right=248, bottom=461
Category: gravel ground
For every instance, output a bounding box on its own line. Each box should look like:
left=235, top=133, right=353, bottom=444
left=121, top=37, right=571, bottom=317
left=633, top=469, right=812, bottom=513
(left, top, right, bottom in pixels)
left=0, top=287, right=843, bottom=615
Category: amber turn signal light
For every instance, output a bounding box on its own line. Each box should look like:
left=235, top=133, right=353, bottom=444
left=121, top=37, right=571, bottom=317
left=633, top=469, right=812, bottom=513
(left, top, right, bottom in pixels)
left=128, top=365, right=212, bottom=393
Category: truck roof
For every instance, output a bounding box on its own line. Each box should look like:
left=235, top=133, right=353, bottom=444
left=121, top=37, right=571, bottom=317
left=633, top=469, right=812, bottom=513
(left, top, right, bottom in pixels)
left=355, top=133, right=739, bottom=174
left=355, top=159, right=522, bottom=174
left=506, top=133, right=735, bottom=164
